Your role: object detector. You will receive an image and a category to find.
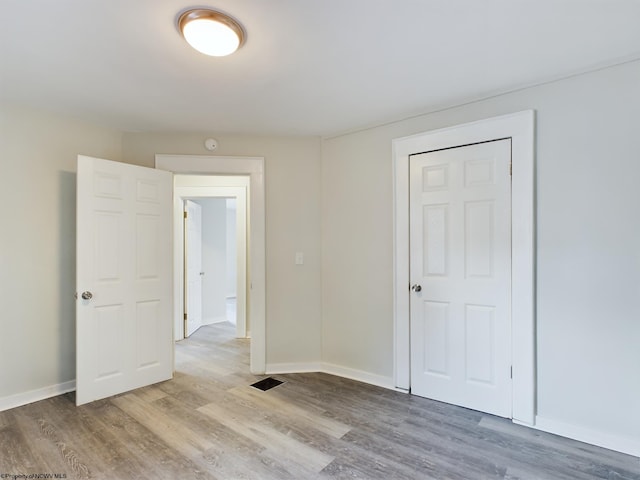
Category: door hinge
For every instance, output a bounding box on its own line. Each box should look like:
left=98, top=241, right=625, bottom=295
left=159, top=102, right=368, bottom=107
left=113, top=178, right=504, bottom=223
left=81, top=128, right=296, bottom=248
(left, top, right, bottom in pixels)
left=509, top=162, right=512, bottom=176
left=183, top=211, right=188, bottom=219
left=510, top=366, right=513, bottom=379
left=184, top=313, right=187, bottom=320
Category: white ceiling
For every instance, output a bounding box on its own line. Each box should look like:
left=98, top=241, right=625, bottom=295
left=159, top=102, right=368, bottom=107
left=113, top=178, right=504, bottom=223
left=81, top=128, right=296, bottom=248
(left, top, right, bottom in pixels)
left=2, top=0, right=640, bottom=136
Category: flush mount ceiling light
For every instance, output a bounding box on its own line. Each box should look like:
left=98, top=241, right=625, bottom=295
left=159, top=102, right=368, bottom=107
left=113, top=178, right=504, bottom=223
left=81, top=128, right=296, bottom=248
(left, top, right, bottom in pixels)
left=178, top=8, right=245, bottom=57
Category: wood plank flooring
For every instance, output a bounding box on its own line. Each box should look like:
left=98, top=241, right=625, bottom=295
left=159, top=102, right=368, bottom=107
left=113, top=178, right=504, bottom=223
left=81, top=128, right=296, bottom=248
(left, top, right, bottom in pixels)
left=1, top=322, right=638, bottom=479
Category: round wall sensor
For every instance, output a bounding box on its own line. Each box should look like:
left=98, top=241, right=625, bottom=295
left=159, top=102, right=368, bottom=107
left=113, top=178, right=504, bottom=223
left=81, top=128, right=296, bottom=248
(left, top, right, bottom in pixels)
left=204, top=138, right=218, bottom=151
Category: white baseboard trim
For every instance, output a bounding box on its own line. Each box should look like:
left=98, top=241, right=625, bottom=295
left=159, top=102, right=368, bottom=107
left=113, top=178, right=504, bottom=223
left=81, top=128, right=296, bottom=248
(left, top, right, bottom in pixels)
left=202, top=316, right=228, bottom=325
left=321, top=363, right=401, bottom=392
left=535, top=416, right=640, bottom=458
left=265, top=362, right=405, bottom=393
left=266, top=362, right=323, bottom=374
left=0, top=380, right=76, bottom=412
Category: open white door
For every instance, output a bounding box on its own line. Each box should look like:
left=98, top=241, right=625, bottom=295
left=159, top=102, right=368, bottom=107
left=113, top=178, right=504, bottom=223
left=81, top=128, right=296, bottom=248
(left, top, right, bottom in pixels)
left=184, top=200, right=203, bottom=337
left=76, top=155, right=173, bottom=406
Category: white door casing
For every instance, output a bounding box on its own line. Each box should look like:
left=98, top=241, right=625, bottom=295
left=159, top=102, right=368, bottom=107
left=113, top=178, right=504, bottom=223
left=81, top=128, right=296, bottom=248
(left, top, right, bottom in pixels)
left=393, top=110, right=535, bottom=425
left=76, top=155, right=173, bottom=406
left=184, top=200, right=203, bottom=337
left=229, top=193, right=247, bottom=338
left=410, top=140, right=512, bottom=418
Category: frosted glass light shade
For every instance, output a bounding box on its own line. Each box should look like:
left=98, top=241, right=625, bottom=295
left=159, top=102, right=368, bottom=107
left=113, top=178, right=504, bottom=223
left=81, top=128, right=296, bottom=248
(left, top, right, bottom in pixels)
left=178, top=9, right=245, bottom=57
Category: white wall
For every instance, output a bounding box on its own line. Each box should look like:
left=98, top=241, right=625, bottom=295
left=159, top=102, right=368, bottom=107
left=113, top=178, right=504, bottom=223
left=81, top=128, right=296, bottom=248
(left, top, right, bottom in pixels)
left=321, top=60, right=640, bottom=453
left=0, top=104, right=122, bottom=404
left=196, top=198, right=228, bottom=324
left=122, top=133, right=323, bottom=366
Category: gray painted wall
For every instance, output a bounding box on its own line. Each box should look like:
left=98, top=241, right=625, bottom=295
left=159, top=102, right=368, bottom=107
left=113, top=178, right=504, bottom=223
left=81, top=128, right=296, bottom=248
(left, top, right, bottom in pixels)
left=0, top=105, right=122, bottom=400
left=122, top=133, right=323, bottom=365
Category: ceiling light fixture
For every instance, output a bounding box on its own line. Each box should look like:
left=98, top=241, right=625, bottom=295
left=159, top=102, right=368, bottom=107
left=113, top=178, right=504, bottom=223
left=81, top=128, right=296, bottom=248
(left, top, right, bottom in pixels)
left=178, top=8, right=245, bottom=57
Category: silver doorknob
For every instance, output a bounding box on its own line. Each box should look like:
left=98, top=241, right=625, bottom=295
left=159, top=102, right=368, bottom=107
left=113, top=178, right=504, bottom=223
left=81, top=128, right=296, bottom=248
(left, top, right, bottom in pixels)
left=81, top=291, right=93, bottom=300
left=411, top=284, right=422, bottom=293
left=199, top=271, right=205, bottom=276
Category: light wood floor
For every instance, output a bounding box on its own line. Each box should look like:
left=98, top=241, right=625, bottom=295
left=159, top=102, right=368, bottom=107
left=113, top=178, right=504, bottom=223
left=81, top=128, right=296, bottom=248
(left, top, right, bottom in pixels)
left=1, top=323, right=638, bottom=479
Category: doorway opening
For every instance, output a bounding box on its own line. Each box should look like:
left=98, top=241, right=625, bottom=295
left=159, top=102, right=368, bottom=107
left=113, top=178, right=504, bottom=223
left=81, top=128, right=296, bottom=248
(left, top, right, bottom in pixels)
left=156, top=154, right=266, bottom=375
left=177, top=178, right=248, bottom=341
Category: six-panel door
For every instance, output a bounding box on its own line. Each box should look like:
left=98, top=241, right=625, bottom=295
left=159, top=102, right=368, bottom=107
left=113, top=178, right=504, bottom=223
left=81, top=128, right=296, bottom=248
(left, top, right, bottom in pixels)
left=409, top=140, right=512, bottom=418
left=76, top=155, right=173, bottom=405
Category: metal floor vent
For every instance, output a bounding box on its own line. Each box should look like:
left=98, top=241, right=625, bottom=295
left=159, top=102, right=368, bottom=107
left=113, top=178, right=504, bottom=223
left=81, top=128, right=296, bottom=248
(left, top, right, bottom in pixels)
left=251, top=377, right=283, bottom=391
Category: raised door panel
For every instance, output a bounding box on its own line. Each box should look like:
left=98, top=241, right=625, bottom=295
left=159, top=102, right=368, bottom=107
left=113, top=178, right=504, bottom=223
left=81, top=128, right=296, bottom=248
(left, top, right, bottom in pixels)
left=465, top=304, right=496, bottom=385
left=465, top=201, right=495, bottom=279
left=94, top=212, right=123, bottom=283
left=94, top=305, right=125, bottom=380
left=136, top=300, right=161, bottom=370
left=136, top=214, right=161, bottom=280
left=423, top=205, right=449, bottom=277
left=421, top=301, right=450, bottom=377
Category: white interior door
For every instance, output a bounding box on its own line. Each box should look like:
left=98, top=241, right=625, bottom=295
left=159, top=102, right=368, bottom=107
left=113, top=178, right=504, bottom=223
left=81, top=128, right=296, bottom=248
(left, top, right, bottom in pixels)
left=409, top=140, right=512, bottom=417
left=184, top=200, right=203, bottom=337
left=76, top=155, right=173, bottom=406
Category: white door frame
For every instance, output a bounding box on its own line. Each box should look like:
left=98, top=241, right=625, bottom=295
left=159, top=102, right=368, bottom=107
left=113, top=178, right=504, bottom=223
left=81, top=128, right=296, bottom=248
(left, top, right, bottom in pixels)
left=156, top=154, right=266, bottom=375
left=175, top=180, right=248, bottom=340
left=392, top=111, right=536, bottom=425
